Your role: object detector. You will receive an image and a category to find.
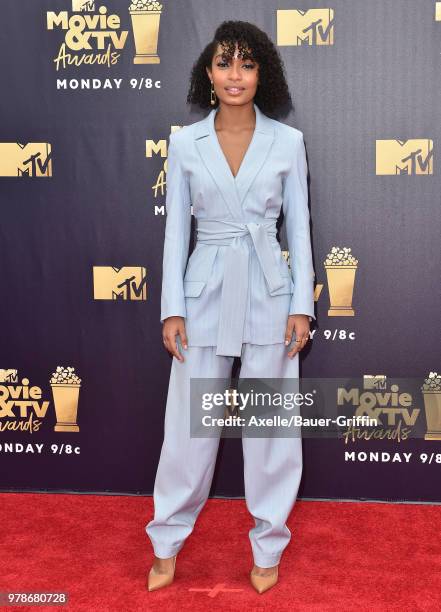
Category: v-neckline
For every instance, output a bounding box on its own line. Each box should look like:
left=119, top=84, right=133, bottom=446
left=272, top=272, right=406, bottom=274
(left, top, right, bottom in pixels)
left=212, top=107, right=257, bottom=181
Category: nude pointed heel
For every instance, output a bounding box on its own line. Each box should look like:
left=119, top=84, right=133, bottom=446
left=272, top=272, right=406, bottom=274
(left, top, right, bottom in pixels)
left=147, top=554, right=177, bottom=592
left=250, top=565, right=279, bottom=594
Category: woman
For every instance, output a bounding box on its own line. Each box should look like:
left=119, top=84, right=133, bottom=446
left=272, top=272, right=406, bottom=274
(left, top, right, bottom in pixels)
left=146, top=20, right=316, bottom=594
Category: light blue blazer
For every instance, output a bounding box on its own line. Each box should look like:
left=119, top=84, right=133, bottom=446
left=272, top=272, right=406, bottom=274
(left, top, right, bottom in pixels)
left=161, top=102, right=316, bottom=357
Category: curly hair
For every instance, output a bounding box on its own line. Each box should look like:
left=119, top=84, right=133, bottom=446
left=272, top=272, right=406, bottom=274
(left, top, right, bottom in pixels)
left=186, top=20, right=293, bottom=118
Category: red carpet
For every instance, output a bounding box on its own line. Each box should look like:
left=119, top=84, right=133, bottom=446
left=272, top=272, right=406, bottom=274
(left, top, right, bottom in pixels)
left=0, top=492, right=440, bottom=611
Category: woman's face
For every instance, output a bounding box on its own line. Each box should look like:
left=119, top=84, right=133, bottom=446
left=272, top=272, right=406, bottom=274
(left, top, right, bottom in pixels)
left=206, top=41, right=259, bottom=107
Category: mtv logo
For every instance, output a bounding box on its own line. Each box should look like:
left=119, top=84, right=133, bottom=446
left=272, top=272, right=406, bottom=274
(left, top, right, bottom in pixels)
left=72, top=0, right=95, bottom=12
left=364, top=375, right=387, bottom=390
left=277, top=9, right=334, bottom=46
left=93, top=266, right=147, bottom=300
left=0, top=143, right=52, bottom=177
left=0, top=369, right=18, bottom=383
left=376, top=139, right=433, bottom=175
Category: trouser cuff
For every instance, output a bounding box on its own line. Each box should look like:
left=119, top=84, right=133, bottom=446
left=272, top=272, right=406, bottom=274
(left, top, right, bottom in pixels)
left=150, top=543, right=183, bottom=559
left=252, top=552, right=282, bottom=568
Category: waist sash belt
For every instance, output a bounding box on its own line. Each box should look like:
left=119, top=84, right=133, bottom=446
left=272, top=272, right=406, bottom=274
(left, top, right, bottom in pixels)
left=196, top=218, right=286, bottom=357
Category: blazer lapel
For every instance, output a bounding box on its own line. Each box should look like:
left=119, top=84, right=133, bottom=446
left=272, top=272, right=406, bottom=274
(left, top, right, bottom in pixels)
left=194, top=102, right=275, bottom=219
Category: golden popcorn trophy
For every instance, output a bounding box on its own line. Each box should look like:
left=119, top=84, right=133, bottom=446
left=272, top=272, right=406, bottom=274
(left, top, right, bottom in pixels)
left=129, top=0, right=163, bottom=64
left=324, top=246, right=358, bottom=316
left=50, top=366, right=82, bottom=432
left=421, top=372, right=441, bottom=440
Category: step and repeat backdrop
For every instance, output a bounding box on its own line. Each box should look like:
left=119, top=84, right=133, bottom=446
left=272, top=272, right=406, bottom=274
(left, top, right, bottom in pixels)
left=0, top=0, right=440, bottom=502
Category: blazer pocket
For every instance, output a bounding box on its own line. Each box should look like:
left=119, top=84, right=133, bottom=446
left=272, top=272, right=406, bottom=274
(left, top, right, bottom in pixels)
left=183, top=280, right=206, bottom=297
left=269, top=247, right=293, bottom=294
left=268, top=276, right=294, bottom=296
left=271, top=242, right=292, bottom=279
left=184, top=244, right=219, bottom=282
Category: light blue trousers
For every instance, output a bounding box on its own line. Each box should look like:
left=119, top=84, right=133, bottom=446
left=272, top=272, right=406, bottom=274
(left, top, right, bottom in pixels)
left=145, top=340, right=302, bottom=568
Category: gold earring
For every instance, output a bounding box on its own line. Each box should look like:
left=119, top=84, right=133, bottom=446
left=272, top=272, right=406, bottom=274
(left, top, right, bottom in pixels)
left=210, top=81, right=217, bottom=106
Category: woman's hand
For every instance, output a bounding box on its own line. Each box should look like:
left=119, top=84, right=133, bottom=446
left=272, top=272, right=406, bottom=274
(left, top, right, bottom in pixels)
left=162, top=316, right=188, bottom=362
left=285, top=314, right=310, bottom=358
